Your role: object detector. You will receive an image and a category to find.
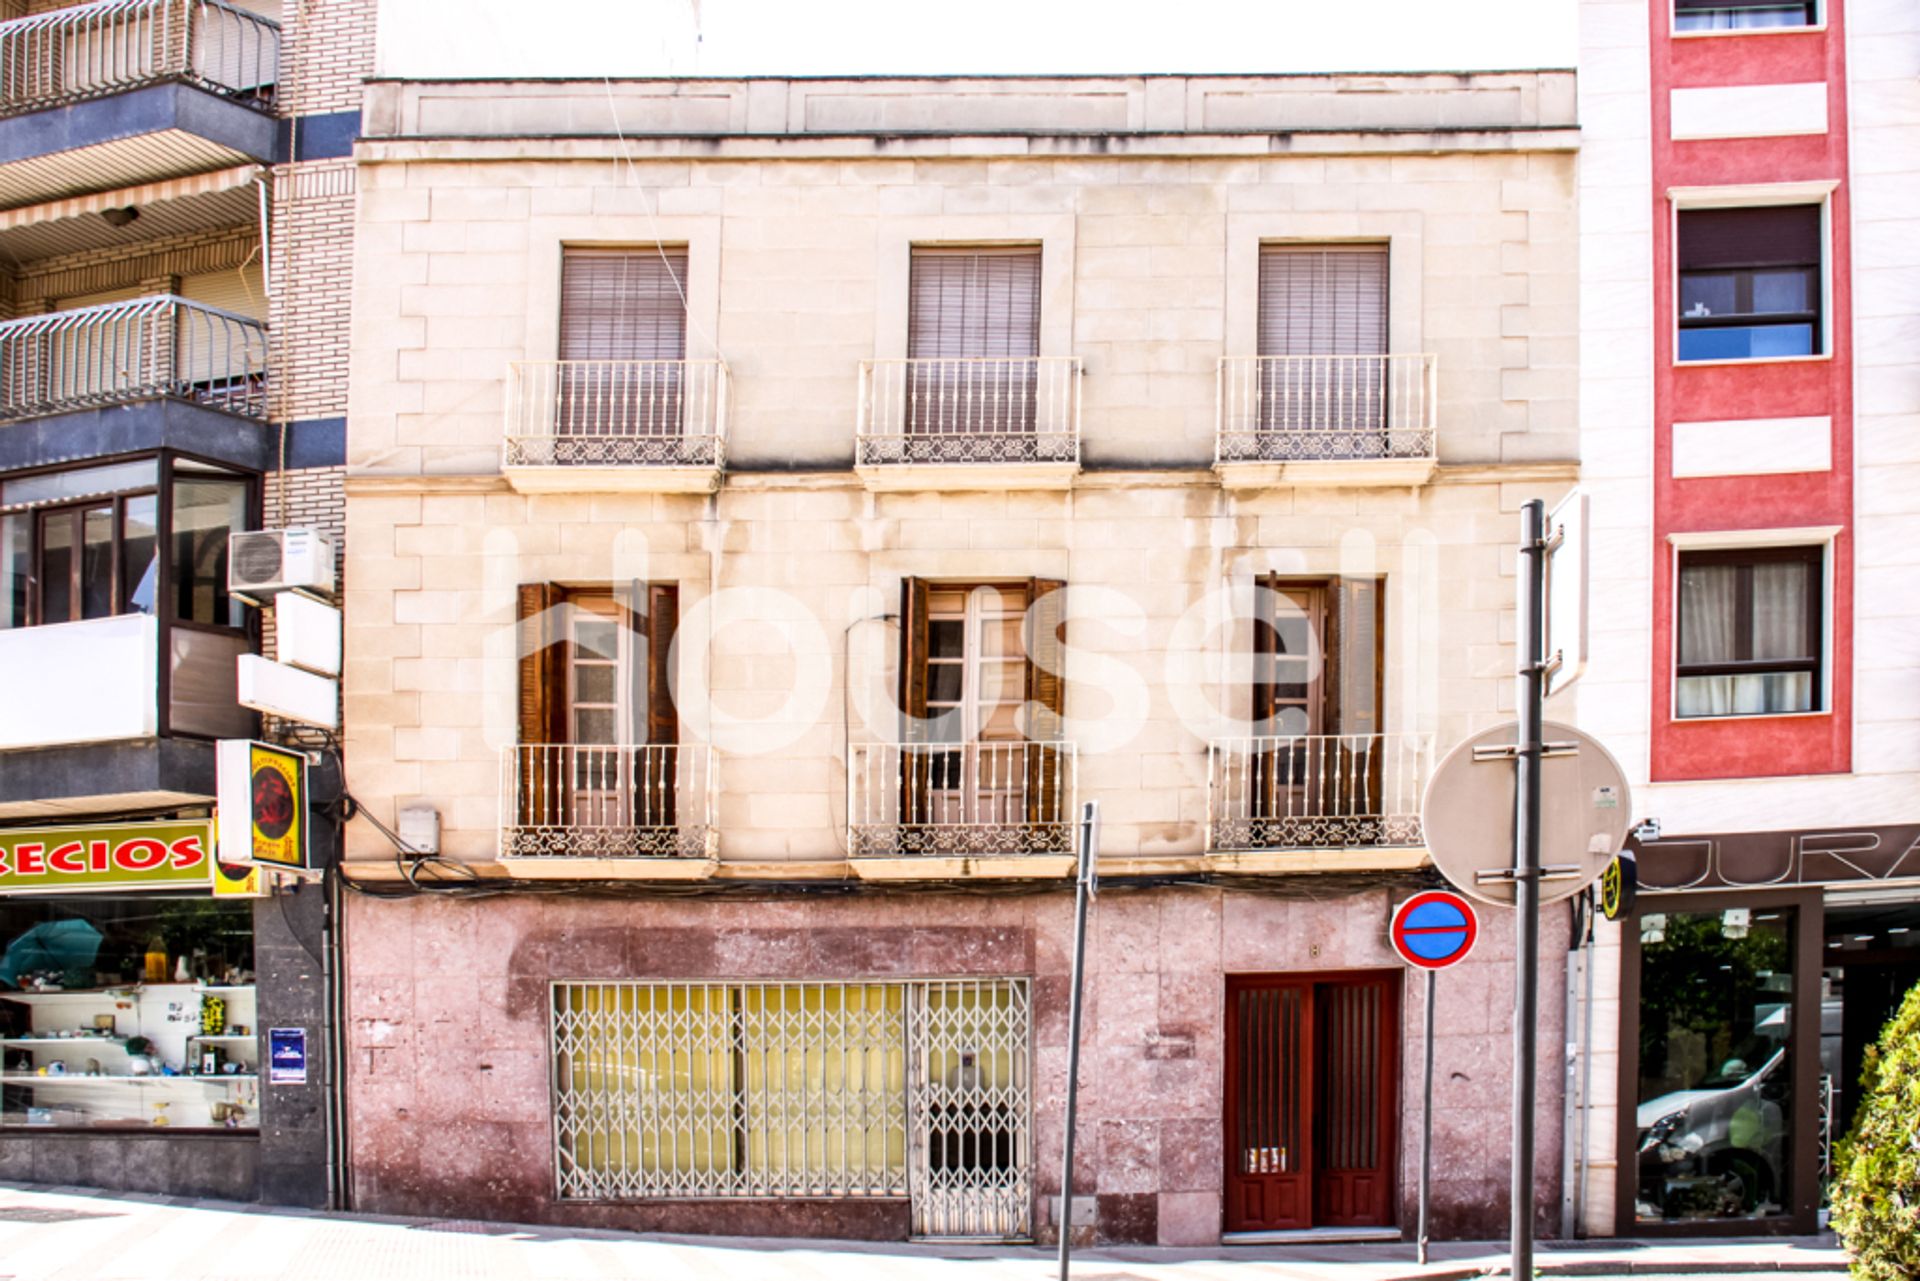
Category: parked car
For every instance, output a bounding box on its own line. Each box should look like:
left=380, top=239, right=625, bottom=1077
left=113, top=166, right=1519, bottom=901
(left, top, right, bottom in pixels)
left=1637, top=1047, right=1789, bottom=1219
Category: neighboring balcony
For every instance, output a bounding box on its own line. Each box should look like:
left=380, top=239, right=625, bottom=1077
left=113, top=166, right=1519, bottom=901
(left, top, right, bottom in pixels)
left=0, top=296, right=271, bottom=471
left=846, top=740, right=1077, bottom=878
left=0, top=614, right=253, bottom=818
left=0, top=0, right=281, bottom=205
left=1206, top=733, right=1433, bottom=871
left=1215, top=354, right=1438, bottom=488
left=856, top=357, right=1081, bottom=492
left=498, top=744, right=717, bottom=877
left=501, top=359, right=729, bottom=494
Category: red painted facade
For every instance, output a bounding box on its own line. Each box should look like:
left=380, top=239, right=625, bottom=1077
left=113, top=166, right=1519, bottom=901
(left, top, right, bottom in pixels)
left=1647, top=2, right=1854, bottom=782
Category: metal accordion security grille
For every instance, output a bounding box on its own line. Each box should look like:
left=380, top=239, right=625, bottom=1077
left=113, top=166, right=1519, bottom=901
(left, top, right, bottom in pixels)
left=550, top=978, right=1033, bottom=1239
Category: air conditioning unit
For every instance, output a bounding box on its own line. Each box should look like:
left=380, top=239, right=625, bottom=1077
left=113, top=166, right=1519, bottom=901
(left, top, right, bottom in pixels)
left=228, top=528, right=336, bottom=599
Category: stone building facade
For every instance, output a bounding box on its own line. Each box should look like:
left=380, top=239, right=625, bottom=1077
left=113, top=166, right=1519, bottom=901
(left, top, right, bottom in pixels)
left=339, top=73, right=1582, bottom=1244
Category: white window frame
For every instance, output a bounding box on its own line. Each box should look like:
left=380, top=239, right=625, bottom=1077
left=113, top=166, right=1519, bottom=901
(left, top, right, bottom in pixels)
left=1667, top=182, right=1838, bottom=369
left=1664, top=525, right=1840, bottom=723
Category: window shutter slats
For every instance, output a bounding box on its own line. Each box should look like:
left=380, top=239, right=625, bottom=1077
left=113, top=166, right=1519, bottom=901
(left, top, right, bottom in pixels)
left=1677, top=206, right=1820, bottom=271
left=646, top=583, right=679, bottom=748
left=1257, top=246, right=1388, bottom=357
left=517, top=582, right=565, bottom=744
left=559, top=249, right=689, bottom=361
left=907, top=248, right=1041, bottom=360
left=1023, top=577, right=1066, bottom=830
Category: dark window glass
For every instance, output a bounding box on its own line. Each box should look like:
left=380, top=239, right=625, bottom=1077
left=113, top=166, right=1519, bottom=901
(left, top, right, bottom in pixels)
left=1637, top=908, right=1795, bottom=1222
left=1678, top=206, right=1822, bottom=362
left=0, top=513, right=27, bottom=629
left=38, top=510, right=74, bottom=625
left=81, top=505, right=114, bottom=620
left=171, top=478, right=248, bottom=628
left=122, top=495, right=159, bottom=615
left=1676, top=547, right=1821, bottom=717
left=1674, top=1, right=1816, bottom=32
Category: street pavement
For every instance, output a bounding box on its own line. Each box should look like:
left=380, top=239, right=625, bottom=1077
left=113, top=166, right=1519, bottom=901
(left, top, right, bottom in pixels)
left=0, top=1183, right=1851, bottom=1281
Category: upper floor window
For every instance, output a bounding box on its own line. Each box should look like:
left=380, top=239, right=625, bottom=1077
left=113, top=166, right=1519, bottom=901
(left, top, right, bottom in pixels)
left=906, top=247, right=1042, bottom=435
left=1257, top=246, right=1388, bottom=360
left=1677, top=205, right=1821, bottom=362
left=1674, top=0, right=1817, bottom=32
left=555, top=248, right=689, bottom=437
left=0, top=457, right=249, bottom=632
left=1676, top=546, right=1822, bottom=717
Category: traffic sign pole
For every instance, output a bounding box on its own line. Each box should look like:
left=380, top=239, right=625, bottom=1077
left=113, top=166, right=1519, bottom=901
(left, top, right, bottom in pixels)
left=1512, top=498, right=1549, bottom=1278
left=1418, top=965, right=1435, bottom=1265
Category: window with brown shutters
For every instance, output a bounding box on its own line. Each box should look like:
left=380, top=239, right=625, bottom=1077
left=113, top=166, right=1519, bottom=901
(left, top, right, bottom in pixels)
left=556, top=248, right=690, bottom=439
left=509, top=582, right=682, bottom=850
left=1677, top=205, right=1821, bottom=362
left=1255, top=246, right=1390, bottom=445
left=906, top=247, right=1042, bottom=438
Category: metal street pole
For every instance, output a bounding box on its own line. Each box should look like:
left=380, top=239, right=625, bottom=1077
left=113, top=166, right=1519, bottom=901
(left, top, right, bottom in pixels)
left=1418, top=966, right=1436, bottom=1266
left=1058, top=800, right=1099, bottom=1281
left=1512, top=498, right=1548, bottom=1278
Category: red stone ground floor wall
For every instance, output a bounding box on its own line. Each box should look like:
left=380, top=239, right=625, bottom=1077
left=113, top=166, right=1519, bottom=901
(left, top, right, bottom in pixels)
left=340, top=882, right=1568, bottom=1244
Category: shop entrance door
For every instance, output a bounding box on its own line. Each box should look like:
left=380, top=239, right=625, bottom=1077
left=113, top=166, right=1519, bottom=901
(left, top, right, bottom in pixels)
left=1224, top=972, right=1398, bottom=1233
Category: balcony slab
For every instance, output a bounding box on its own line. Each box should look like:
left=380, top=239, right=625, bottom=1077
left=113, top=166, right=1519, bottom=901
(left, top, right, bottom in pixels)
left=1214, top=458, right=1438, bottom=490
left=0, top=738, right=218, bottom=820
left=501, top=463, right=722, bottom=495
left=1206, top=847, right=1432, bottom=874
left=0, top=83, right=278, bottom=209
left=497, top=856, right=719, bottom=880
left=855, top=461, right=1079, bottom=493
left=849, top=855, right=1077, bottom=880
left=0, top=398, right=272, bottom=473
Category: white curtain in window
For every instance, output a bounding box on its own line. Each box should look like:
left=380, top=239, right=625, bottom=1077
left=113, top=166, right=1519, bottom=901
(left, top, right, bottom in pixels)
left=1677, top=559, right=1814, bottom=717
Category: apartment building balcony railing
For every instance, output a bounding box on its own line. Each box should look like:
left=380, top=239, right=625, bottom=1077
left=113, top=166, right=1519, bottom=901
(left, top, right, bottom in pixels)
left=0, top=295, right=268, bottom=423
left=856, top=357, right=1080, bottom=491
left=500, top=744, right=716, bottom=867
left=0, top=0, right=278, bottom=116
left=502, top=359, right=729, bottom=493
left=1215, top=354, right=1438, bottom=487
left=848, top=741, right=1076, bottom=867
left=1207, top=733, right=1433, bottom=853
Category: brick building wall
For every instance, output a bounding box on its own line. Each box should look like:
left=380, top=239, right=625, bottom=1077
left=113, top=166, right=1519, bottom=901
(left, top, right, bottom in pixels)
left=269, top=161, right=357, bottom=422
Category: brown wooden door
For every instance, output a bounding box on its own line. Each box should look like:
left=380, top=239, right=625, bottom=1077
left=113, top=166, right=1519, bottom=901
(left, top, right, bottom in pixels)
left=1225, top=972, right=1398, bottom=1233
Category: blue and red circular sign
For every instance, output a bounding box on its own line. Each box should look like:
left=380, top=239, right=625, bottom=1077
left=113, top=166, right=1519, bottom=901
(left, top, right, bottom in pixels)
left=1390, top=890, right=1479, bottom=970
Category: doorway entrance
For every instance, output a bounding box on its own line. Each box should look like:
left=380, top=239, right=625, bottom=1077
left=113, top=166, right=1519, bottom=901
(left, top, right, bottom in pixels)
left=1223, top=972, right=1399, bottom=1233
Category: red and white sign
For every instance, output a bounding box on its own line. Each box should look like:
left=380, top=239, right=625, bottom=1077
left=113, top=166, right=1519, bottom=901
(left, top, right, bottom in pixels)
left=1389, top=890, right=1480, bottom=970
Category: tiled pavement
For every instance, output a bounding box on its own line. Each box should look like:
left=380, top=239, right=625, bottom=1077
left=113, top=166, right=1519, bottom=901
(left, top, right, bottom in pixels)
left=0, top=1183, right=1849, bottom=1281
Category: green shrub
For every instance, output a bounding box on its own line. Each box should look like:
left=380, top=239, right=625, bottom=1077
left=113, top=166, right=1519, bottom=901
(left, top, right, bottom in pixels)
left=1832, top=978, right=1920, bottom=1280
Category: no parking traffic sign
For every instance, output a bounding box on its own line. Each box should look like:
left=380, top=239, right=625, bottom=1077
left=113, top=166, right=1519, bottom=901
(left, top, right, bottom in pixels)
left=1390, top=890, right=1479, bottom=970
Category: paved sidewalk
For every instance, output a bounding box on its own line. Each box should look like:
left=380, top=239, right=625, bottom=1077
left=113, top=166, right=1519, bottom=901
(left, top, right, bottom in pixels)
left=0, top=1183, right=1850, bottom=1281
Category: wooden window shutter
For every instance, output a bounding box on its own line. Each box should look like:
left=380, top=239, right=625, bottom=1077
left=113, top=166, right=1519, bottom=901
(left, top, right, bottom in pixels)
left=1257, top=246, right=1388, bottom=357
left=899, top=576, right=932, bottom=734
left=1252, top=576, right=1278, bottom=730
left=517, top=582, right=567, bottom=744
left=644, top=583, right=679, bottom=747
left=1024, top=578, right=1067, bottom=832
left=559, top=249, right=690, bottom=361
left=1329, top=578, right=1383, bottom=740
left=907, top=248, right=1042, bottom=360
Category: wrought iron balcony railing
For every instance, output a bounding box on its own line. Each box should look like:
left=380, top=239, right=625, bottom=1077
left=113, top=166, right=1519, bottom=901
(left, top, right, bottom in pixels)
left=847, top=740, right=1076, bottom=858
left=0, top=0, right=280, bottom=116
left=1216, top=354, right=1437, bottom=464
left=500, top=744, right=715, bottom=860
left=504, top=359, right=728, bottom=469
left=1207, top=733, right=1433, bottom=852
left=0, top=295, right=268, bottom=422
left=857, top=357, right=1080, bottom=467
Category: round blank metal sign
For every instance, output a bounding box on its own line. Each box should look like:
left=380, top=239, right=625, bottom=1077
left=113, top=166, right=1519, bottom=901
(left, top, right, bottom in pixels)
left=1420, top=720, right=1632, bottom=908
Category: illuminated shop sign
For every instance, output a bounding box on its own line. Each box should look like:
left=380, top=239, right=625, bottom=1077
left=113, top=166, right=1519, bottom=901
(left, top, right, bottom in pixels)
left=0, top=821, right=215, bottom=894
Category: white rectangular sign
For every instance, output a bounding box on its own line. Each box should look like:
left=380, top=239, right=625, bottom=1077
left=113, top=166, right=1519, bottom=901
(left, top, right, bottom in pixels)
left=237, top=654, right=339, bottom=730
left=1545, top=490, right=1589, bottom=698
left=275, top=591, right=343, bottom=677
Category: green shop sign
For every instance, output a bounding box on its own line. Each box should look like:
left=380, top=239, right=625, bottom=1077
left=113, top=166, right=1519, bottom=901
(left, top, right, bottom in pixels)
left=0, top=821, right=215, bottom=895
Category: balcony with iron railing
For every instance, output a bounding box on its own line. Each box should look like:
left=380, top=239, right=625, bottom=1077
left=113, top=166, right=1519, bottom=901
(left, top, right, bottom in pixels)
left=1215, top=354, right=1438, bottom=487
left=856, top=357, right=1081, bottom=491
left=847, top=740, right=1077, bottom=877
left=0, top=0, right=280, bottom=202
left=501, top=359, right=729, bottom=493
left=1207, top=733, right=1433, bottom=868
left=499, top=744, right=717, bottom=876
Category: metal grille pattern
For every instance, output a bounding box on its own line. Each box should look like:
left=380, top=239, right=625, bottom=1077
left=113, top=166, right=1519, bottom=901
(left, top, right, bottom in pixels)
left=1217, top=355, right=1436, bottom=463
left=1208, top=733, right=1431, bottom=852
left=0, top=295, right=268, bottom=422
left=552, top=977, right=1032, bottom=1237
left=909, top=979, right=1032, bottom=1238
left=500, top=744, right=714, bottom=860
left=1315, top=981, right=1382, bottom=1171
left=504, top=360, right=728, bottom=470
left=0, top=0, right=279, bottom=115
left=846, top=742, right=1075, bottom=858
left=858, top=358, right=1079, bottom=467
